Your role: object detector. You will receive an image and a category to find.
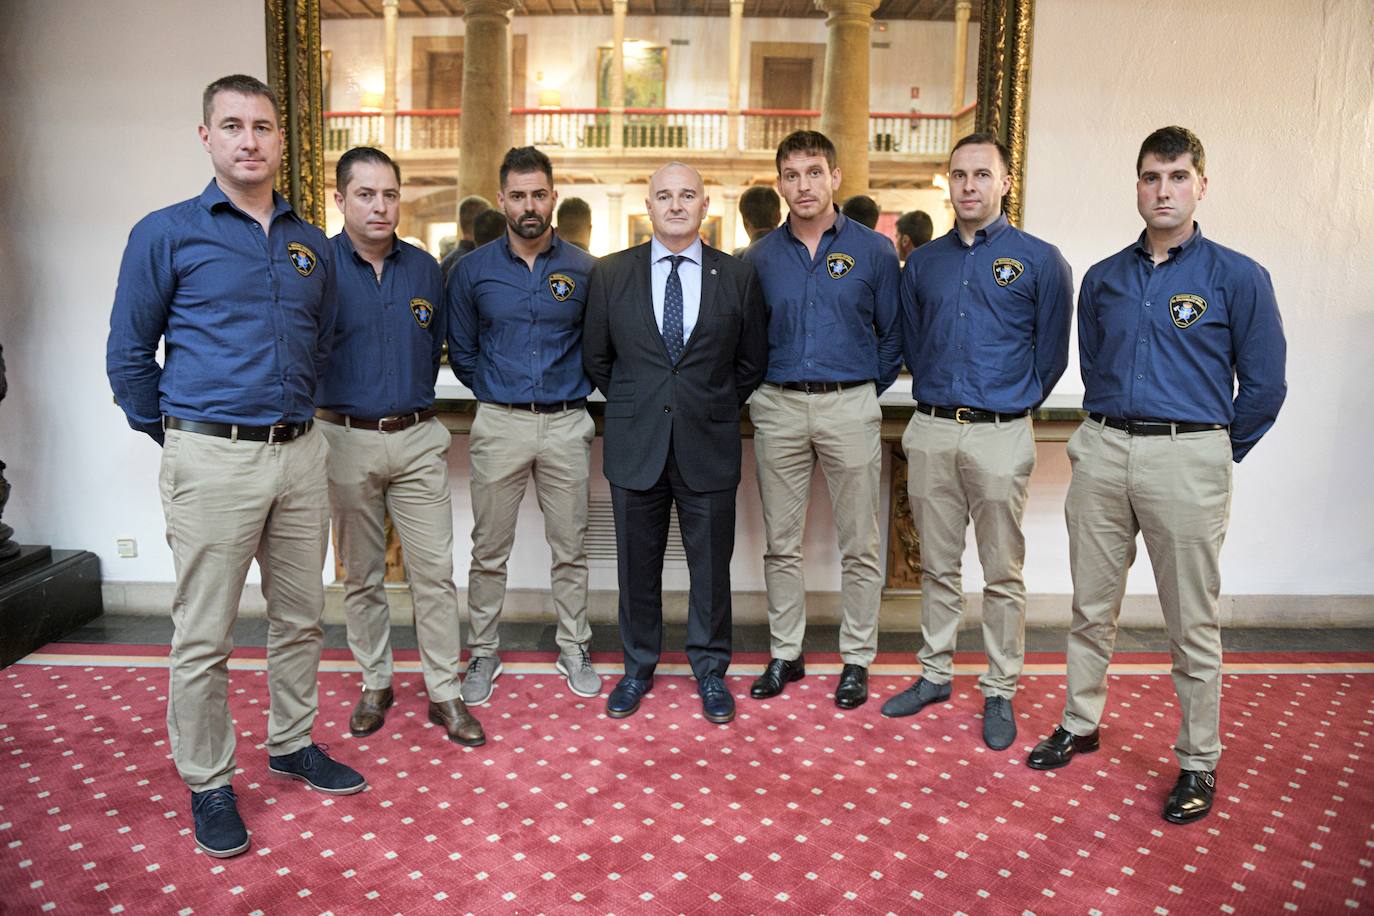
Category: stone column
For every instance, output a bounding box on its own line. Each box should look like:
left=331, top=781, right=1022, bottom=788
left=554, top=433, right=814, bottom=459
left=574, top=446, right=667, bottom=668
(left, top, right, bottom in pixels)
left=727, top=0, right=744, bottom=154
left=951, top=0, right=972, bottom=112
left=458, top=0, right=515, bottom=205
left=606, top=185, right=625, bottom=251
left=720, top=186, right=740, bottom=252
left=609, top=0, right=627, bottom=154
left=816, top=0, right=879, bottom=195
left=382, top=0, right=399, bottom=150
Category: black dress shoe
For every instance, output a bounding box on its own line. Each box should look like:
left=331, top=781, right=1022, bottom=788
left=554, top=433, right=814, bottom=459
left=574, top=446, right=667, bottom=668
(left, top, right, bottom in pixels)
left=1163, top=769, right=1216, bottom=824
left=698, top=674, right=736, bottom=724
left=750, top=656, right=805, bottom=699
left=606, top=676, right=653, bottom=718
left=1027, top=726, right=1100, bottom=770
left=834, top=664, right=869, bottom=709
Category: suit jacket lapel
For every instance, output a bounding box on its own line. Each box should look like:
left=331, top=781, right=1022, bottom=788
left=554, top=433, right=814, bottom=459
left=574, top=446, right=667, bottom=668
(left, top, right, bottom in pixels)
left=632, top=242, right=672, bottom=362
left=681, top=245, right=720, bottom=360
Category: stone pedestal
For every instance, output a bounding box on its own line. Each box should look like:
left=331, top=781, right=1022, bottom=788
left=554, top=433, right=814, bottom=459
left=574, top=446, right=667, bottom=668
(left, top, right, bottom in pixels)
left=0, top=547, right=103, bottom=668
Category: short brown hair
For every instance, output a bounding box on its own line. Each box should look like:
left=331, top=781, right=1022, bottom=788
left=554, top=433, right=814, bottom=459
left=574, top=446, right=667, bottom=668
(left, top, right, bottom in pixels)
left=775, top=130, right=837, bottom=174
left=950, top=132, right=1012, bottom=174
left=738, top=185, right=781, bottom=232
left=1137, top=126, right=1206, bottom=176
left=202, top=74, right=279, bottom=126
left=336, top=146, right=401, bottom=192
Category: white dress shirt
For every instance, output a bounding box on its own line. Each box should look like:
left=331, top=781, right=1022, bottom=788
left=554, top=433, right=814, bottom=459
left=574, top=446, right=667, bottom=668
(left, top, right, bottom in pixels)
left=650, top=236, right=704, bottom=342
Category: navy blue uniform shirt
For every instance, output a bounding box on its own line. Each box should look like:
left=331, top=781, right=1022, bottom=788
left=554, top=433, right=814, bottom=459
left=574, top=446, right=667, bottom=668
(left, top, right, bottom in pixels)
left=106, top=180, right=336, bottom=442
left=744, top=209, right=902, bottom=392
left=446, top=231, right=596, bottom=404
left=317, top=231, right=444, bottom=417
left=901, top=213, right=1073, bottom=413
left=1079, top=224, right=1286, bottom=462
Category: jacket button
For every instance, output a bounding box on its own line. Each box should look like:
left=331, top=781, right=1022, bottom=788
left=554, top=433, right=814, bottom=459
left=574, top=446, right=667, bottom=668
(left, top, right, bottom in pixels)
left=671, top=368, right=679, bottom=375
left=663, top=405, right=672, bottom=413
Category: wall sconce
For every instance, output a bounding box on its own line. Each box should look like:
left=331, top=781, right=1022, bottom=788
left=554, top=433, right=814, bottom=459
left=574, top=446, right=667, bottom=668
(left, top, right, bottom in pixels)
left=538, top=88, right=562, bottom=109
left=359, top=91, right=384, bottom=112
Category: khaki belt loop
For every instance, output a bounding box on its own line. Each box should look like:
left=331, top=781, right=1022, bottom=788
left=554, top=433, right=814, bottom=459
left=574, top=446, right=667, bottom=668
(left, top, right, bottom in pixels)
left=230, top=423, right=240, bottom=444
left=1169, top=421, right=1178, bottom=442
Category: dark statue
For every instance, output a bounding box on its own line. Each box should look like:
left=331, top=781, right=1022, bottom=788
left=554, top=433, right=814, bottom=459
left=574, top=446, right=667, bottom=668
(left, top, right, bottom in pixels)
left=0, top=343, right=17, bottom=560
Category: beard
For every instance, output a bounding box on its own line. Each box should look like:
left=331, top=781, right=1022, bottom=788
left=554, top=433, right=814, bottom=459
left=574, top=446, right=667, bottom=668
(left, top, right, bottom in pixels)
left=508, top=210, right=550, bottom=240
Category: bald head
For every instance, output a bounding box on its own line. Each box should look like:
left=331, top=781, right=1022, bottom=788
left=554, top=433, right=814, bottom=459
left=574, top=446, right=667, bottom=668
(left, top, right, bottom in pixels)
left=646, top=161, right=709, bottom=252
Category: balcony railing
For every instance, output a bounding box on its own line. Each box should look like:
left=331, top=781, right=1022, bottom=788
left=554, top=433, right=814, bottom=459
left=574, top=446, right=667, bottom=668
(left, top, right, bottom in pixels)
left=324, top=107, right=971, bottom=156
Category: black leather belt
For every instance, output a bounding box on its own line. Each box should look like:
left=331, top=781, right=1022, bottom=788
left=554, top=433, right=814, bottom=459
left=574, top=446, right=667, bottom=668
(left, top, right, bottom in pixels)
left=916, top=402, right=1030, bottom=424
left=1090, top=414, right=1226, bottom=436
left=164, top=416, right=313, bottom=443
left=488, top=398, right=587, bottom=414
left=316, top=407, right=438, bottom=432
left=774, top=380, right=870, bottom=394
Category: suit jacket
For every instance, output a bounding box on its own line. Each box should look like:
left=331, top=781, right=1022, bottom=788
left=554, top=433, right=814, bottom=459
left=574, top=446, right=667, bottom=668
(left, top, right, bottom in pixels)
left=583, top=240, right=767, bottom=492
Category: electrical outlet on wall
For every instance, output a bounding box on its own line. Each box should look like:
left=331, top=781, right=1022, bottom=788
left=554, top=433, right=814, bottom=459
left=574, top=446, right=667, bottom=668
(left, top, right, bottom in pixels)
left=116, top=537, right=138, bottom=558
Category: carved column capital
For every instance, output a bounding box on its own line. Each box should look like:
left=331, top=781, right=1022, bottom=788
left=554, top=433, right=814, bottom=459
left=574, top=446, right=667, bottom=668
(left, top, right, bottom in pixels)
left=813, top=0, right=880, bottom=27
left=463, top=0, right=515, bottom=23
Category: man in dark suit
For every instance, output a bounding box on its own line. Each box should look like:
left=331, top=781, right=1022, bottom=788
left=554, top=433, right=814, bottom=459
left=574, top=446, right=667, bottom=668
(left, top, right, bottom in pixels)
left=583, top=162, right=768, bottom=725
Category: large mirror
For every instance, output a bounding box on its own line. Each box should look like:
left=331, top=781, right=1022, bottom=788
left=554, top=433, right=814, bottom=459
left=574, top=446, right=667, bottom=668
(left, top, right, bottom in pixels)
left=267, top=0, right=1031, bottom=253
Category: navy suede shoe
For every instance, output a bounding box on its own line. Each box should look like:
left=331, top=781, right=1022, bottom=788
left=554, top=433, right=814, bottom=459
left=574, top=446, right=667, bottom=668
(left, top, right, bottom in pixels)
left=190, top=786, right=250, bottom=858
left=698, top=674, right=735, bottom=724
left=268, top=744, right=367, bottom=795
left=606, top=676, right=654, bottom=718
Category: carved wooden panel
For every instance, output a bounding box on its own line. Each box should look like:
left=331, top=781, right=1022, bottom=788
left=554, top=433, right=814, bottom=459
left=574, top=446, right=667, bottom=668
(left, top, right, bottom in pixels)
left=885, top=444, right=923, bottom=589
left=332, top=514, right=409, bottom=583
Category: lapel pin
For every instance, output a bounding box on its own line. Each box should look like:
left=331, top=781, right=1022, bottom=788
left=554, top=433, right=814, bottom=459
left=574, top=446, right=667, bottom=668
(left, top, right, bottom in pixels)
left=710, top=268, right=718, bottom=275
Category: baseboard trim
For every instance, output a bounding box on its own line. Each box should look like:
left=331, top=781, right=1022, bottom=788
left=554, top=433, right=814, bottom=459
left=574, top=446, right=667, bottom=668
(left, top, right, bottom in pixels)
left=99, top=582, right=1374, bottom=628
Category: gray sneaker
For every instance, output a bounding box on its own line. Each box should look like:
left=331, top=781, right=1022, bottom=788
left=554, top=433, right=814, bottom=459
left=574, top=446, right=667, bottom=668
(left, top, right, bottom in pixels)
left=460, top=655, right=503, bottom=706
left=982, top=695, right=1017, bottom=750
left=880, top=676, right=952, bottom=718
left=556, top=645, right=602, bottom=698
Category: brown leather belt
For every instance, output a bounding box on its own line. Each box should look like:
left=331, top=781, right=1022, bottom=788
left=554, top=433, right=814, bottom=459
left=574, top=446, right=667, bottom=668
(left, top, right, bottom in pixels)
left=486, top=399, right=587, bottom=414
left=1090, top=414, right=1226, bottom=436
left=164, top=416, right=313, bottom=443
left=315, top=407, right=438, bottom=432
left=774, top=380, right=870, bottom=394
left=916, top=402, right=1030, bottom=424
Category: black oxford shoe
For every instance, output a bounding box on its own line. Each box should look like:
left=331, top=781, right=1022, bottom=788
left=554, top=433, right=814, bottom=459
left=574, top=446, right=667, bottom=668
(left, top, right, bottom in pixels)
left=1163, top=769, right=1216, bottom=824
left=750, top=656, right=806, bottom=699
left=606, top=676, right=653, bottom=718
left=1027, top=726, right=1100, bottom=770
left=834, top=664, right=869, bottom=709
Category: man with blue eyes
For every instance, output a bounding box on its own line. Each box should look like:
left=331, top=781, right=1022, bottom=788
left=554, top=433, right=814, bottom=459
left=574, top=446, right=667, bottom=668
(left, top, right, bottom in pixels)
left=447, top=146, right=602, bottom=707
left=1028, top=126, right=1287, bottom=826
left=743, top=130, right=903, bottom=711
left=315, top=146, right=483, bottom=749
left=106, top=74, right=365, bottom=860
left=883, top=132, right=1073, bottom=753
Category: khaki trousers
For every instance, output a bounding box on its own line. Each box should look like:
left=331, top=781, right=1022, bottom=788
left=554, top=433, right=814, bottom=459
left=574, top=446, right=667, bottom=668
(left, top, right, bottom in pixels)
left=466, top=403, right=594, bottom=655
left=321, top=417, right=462, bottom=702
left=1062, top=420, right=1232, bottom=771
left=903, top=411, right=1036, bottom=697
left=751, top=383, right=884, bottom=666
left=159, top=426, right=330, bottom=792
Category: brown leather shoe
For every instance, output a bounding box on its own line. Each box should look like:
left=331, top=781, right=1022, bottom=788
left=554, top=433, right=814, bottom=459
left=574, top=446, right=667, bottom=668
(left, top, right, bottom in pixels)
left=428, top=697, right=486, bottom=746
left=349, top=686, right=395, bottom=737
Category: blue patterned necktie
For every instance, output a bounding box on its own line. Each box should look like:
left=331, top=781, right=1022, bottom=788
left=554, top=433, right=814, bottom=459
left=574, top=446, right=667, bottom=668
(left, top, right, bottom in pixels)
left=662, top=255, right=686, bottom=364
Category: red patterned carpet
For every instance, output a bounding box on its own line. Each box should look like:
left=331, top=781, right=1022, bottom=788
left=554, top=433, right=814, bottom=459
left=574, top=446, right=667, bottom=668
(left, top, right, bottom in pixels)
left=2, top=645, right=1372, bottom=914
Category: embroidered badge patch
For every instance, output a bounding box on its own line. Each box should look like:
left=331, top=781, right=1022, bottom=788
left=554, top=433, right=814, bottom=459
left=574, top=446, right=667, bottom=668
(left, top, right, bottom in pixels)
left=826, top=253, right=855, bottom=279
left=410, top=297, right=434, bottom=329
left=1169, top=294, right=1207, bottom=329
left=548, top=273, right=575, bottom=301
left=287, top=241, right=318, bottom=277
left=992, top=257, right=1024, bottom=287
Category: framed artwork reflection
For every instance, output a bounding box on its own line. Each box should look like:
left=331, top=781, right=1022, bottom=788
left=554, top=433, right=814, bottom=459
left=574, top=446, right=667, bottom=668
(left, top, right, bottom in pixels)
left=597, top=44, right=667, bottom=108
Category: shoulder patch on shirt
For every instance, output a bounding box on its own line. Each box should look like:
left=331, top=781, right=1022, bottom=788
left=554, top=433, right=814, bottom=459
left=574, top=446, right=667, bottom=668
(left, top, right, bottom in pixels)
left=826, top=253, right=855, bottom=279
left=992, top=257, right=1024, bottom=287
left=1169, top=294, right=1207, bottom=329
left=548, top=273, right=575, bottom=301
left=410, top=297, right=434, bottom=329
left=287, top=241, right=318, bottom=277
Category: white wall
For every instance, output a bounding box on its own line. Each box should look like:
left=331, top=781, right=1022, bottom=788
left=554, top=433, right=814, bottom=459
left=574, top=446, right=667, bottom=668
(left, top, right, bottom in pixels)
left=0, top=0, right=266, bottom=582
left=1012, top=0, right=1374, bottom=598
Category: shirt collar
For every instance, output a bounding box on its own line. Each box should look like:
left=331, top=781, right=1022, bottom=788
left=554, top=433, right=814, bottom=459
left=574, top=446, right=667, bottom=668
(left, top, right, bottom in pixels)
left=335, top=228, right=401, bottom=263
left=1133, top=221, right=1205, bottom=263
left=784, top=205, right=846, bottom=244
left=500, top=229, right=561, bottom=263
left=651, top=235, right=703, bottom=266
left=953, top=212, right=1010, bottom=248
left=199, top=178, right=294, bottom=222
